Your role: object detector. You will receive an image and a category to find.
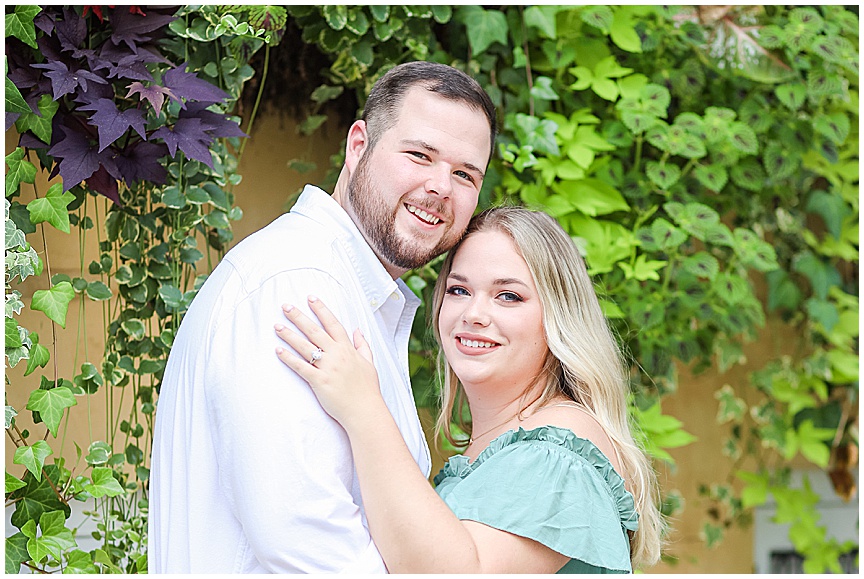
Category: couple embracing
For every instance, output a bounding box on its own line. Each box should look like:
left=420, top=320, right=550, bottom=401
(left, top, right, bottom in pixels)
left=149, top=61, right=663, bottom=574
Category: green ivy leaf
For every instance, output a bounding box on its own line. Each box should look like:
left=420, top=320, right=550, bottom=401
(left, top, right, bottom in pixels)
left=5, top=316, right=23, bottom=348
left=715, top=384, right=747, bottom=424
left=27, top=510, right=77, bottom=564
left=27, top=183, right=75, bottom=234
left=5, top=5, right=41, bottom=48
left=86, top=467, right=125, bottom=498
left=30, top=281, right=75, bottom=328
left=6, top=71, right=32, bottom=115
left=24, top=333, right=50, bottom=377
left=7, top=465, right=70, bottom=529
left=6, top=532, right=29, bottom=574
left=13, top=440, right=53, bottom=480
left=458, top=6, right=508, bottom=55
left=6, top=471, right=27, bottom=494
left=26, top=387, right=77, bottom=437
left=16, top=94, right=59, bottom=144
left=524, top=5, right=560, bottom=39
left=65, top=549, right=99, bottom=573
left=5, top=148, right=37, bottom=197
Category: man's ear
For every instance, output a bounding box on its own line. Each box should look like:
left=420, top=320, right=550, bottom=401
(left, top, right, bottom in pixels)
left=344, top=120, right=369, bottom=173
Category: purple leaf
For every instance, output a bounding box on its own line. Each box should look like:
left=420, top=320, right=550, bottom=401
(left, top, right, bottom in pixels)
left=115, top=141, right=169, bottom=184
left=6, top=113, right=22, bottom=132
left=151, top=118, right=213, bottom=167
left=34, top=12, right=56, bottom=35
left=79, top=98, right=147, bottom=152
left=19, top=133, right=48, bottom=150
left=86, top=165, right=121, bottom=206
left=126, top=82, right=174, bottom=113
left=54, top=7, right=87, bottom=52
left=47, top=126, right=100, bottom=190
left=164, top=64, right=230, bottom=105
left=181, top=102, right=247, bottom=138
left=110, top=7, right=177, bottom=51
left=106, top=53, right=154, bottom=81
left=32, top=61, right=108, bottom=100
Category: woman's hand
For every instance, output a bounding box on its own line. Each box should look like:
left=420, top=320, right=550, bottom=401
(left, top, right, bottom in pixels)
left=274, top=295, right=383, bottom=429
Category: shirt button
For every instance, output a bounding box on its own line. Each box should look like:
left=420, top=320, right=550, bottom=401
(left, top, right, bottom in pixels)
left=391, top=292, right=400, bottom=300
left=370, top=299, right=379, bottom=307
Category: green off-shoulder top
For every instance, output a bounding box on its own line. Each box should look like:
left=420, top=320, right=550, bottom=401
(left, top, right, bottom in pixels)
left=433, top=426, right=639, bottom=574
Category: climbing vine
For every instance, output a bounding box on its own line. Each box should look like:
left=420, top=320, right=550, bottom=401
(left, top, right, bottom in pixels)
left=5, top=5, right=286, bottom=573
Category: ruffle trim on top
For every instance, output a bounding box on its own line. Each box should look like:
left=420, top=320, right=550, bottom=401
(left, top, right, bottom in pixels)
left=434, top=425, right=639, bottom=534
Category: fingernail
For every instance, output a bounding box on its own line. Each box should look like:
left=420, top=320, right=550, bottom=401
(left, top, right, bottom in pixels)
left=282, top=304, right=294, bottom=313
left=274, top=324, right=284, bottom=331
left=308, top=295, right=318, bottom=302
left=275, top=347, right=283, bottom=354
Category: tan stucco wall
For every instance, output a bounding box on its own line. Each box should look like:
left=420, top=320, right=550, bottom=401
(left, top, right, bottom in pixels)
left=5, top=109, right=823, bottom=573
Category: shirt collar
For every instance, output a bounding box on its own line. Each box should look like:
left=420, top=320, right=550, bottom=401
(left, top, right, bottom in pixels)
left=291, top=185, right=400, bottom=312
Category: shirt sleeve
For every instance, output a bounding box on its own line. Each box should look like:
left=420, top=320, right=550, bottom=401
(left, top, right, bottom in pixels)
left=205, top=265, right=385, bottom=573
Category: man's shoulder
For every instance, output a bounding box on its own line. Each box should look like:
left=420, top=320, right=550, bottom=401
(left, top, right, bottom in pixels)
left=219, top=211, right=358, bottom=291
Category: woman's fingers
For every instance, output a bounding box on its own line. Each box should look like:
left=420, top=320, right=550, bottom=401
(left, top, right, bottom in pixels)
left=307, top=295, right=351, bottom=343
left=280, top=302, right=333, bottom=347
left=274, top=324, right=321, bottom=368
left=275, top=344, right=317, bottom=382
left=353, top=329, right=374, bottom=364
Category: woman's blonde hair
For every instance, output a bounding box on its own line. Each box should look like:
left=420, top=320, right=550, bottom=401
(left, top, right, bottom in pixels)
left=431, top=206, right=664, bottom=568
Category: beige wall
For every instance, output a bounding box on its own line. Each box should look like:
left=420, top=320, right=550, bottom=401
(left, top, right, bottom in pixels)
left=5, top=110, right=818, bottom=572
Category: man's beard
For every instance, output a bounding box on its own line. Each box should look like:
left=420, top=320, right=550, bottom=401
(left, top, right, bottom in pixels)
left=347, top=152, right=462, bottom=271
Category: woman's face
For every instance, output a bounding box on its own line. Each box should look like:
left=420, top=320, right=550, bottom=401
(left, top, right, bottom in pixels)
left=438, top=230, right=549, bottom=395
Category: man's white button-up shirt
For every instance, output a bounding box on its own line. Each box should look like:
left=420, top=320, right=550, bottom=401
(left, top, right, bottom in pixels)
left=149, top=185, right=430, bottom=573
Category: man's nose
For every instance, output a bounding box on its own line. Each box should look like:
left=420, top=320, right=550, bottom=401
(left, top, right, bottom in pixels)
left=424, top=164, right=453, bottom=198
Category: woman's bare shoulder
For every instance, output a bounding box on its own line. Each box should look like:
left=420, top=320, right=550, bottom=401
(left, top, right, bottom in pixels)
left=522, top=402, right=622, bottom=474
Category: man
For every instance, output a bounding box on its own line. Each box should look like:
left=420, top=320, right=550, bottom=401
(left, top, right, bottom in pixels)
left=148, top=61, right=496, bottom=573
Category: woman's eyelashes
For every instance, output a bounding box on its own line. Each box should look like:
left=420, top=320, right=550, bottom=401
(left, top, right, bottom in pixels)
left=444, top=285, right=524, bottom=303
left=497, top=291, right=523, bottom=303
left=445, top=285, right=470, bottom=297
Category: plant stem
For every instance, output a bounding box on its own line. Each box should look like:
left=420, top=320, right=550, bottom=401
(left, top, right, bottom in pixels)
left=236, top=43, right=270, bottom=162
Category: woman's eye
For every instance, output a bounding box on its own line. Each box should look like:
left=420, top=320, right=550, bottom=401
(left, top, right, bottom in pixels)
left=498, top=291, right=523, bottom=302
left=445, top=285, right=469, bottom=296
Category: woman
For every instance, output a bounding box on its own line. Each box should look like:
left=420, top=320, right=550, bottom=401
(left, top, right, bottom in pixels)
left=274, top=207, right=663, bottom=573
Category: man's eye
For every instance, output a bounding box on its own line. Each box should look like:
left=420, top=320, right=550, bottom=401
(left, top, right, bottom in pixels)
left=454, top=170, right=474, bottom=183
left=409, top=151, right=428, bottom=160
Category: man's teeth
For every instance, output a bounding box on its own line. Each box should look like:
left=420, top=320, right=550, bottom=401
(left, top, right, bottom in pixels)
left=407, top=205, right=440, bottom=225
left=459, top=337, right=496, bottom=348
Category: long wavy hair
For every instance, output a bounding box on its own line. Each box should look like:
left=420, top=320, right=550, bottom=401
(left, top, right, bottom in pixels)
left=431, top=206, right=664, bottom=568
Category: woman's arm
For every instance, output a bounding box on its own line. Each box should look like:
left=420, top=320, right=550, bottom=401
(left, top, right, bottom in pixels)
left=275, top=296, right=568, bottom=574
